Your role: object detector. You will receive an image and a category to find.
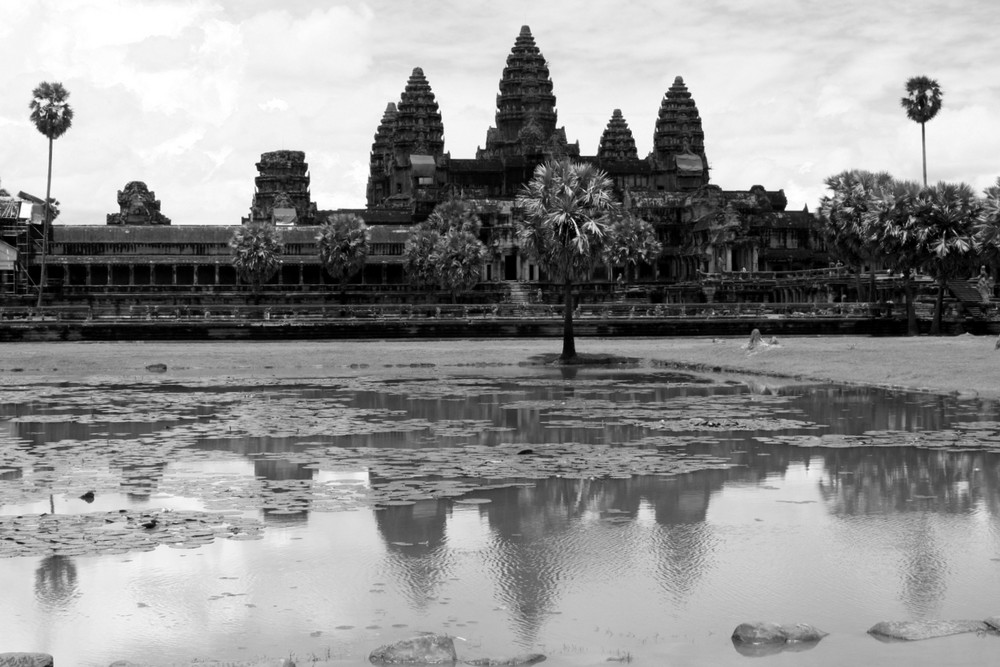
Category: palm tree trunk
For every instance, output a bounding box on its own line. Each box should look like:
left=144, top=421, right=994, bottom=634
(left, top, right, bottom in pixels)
left=36, top=137, right=53, bottom=308
left=903, top=271, right=918, bottom=336
left=931, top=276, right=945, bottom=335
left=561, top=276, right=576, bottom=360
left=921, top=122, right=927, bottom=188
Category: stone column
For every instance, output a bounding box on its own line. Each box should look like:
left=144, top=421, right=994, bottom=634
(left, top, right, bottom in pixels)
left=172, top=265, right=177, bottom=286
left=107, top=264, right=113, bottom=286
left=86, top=264, right=92, bottom=287
left=214, top=264, right=220, bottom=286
left=62, top=265, right=69, bottom=286
left=193, top=264, right=199, bottom=286
left=129, top=264, right=135, bottom=286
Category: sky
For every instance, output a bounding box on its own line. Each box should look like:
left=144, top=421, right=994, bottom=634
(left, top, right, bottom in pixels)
left=1, top=0, right=998, bottom=225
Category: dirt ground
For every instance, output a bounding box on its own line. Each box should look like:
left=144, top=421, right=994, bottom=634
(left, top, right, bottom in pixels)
left=2, top=334, right=998, bottom=399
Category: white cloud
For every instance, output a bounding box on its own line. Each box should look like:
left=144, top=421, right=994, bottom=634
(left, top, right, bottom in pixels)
left=1, top=0, right=999, bottom=221
left=258, top=98, right=289, bottom=113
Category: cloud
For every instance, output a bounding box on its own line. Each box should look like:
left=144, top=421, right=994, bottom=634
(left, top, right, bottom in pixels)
left=258, top=98, right=289, bottom=113
left=1, top=0, right=998, bottom=223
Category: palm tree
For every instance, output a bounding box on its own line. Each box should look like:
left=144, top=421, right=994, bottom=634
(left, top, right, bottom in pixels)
left=29, top=82, right=74, bottom=307
left=516, top=159, right=615, bottom=360
left=403, top=199, right=488, bottom=302
left=905, top=182, right=982, bottom=334
left=863, top=178, right=926, bottom=335
left=604, top=210, right=662, bottom=284
left=818, top=170, right=896, bottom=302
left=229, top=222, right=283, bottom=299
left=900, top=76, right=943, bottom=187
left=316, top=213, right=369, bottom=301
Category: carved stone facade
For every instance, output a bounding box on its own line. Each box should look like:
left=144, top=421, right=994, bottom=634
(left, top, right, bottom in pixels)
left=598, top=110, right=638, bottom=161
left=246, top=150, right=318, bottom=226
left=363, top=25, right=820, bottom=283
left=106, top=181, right=171, bottom=226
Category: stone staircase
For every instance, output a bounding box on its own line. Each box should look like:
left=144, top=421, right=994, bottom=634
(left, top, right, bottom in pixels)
left=506, top=281, right=531, bottom=305
left=947, top=280, right=986, bottom=318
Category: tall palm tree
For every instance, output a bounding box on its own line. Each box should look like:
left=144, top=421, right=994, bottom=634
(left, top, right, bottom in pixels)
left=229, top=222, right=283, bottom=299
left=316, top=212, right=369, bottom=301
left=516, top=159, right=615, bottom=360
left=906, top=182, right=982, bottom=334
left=604, top=209, right=662, bottom=284
left=818, top=170, right=896, bottom=302
left=29, top=82, right=74, bottom=307
left=864, top=178, right=926, bottom=335
left=900, top=76, right=943, bottom=187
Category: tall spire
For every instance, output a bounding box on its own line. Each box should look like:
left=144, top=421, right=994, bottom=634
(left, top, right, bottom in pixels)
left=598, top=109, right=638, bottom=161
left=366, top=102, right=397, bottom=206
left=370, top=102, right=397, bottom=172
left=652, top=76, right=708, bottom=187
left=479, top=26, right=577, bottom=159
left=393, top=67, right=445, bottom=158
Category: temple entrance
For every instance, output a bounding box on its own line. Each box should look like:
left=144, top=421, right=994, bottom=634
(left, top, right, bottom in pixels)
left=504, top=254, right=517, bottom=280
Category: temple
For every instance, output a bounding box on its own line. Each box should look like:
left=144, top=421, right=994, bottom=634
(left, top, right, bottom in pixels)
left=3, top=25, right=828, bottom=302
left=106, top=181, right=171, bottom=226
left=245, top=150, right=318, bottom=226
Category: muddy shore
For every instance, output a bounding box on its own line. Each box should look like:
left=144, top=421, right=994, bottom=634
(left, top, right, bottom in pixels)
left=3, top=335, right=998, bottom=399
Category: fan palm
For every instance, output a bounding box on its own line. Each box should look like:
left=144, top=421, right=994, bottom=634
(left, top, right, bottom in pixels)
left=229, top=222, right=283, bottom=297
left=818, top=170, right=895, bottom=301
left=316, top=213, right=369, bottom=301
left=907, top=182, right=982, bottom=334
left=900, top=76, right=943, bottom=187
left=29, top=82, right=74, bottom=307
left=604, top=210, right=662, bottom=284
left=516, top=159, right=615, bottom=360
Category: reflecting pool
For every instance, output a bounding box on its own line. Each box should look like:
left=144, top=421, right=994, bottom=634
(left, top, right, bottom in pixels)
left=3, top=362, right=1000, bottom=666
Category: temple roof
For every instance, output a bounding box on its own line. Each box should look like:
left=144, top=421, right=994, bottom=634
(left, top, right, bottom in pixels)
left=597, top=109, right=638, bottom=161
left=393, top=67, right=445, bottom=157
left=482, top=25, right=561, bottom=157
left=653, top=76, right=706, bottom=165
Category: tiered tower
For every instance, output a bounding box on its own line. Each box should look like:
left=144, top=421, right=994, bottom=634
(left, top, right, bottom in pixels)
left=391, top=67, right=445, bottom=161
left=246, top=150, right=317, bottom=225
left=106, top=181, right=171, bottom=225
left=652, top=76, right=708, bottom=188
left=478, top=25, right=578, bottom=159
left=366, top=68, right=445, bottom=208
left=597, top=109, right=638, bottom=161
left=367, top=103, right=397, bottom=206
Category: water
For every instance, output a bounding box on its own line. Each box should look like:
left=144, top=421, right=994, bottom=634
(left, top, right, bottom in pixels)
left=3, top=362, right=1000, bottom=665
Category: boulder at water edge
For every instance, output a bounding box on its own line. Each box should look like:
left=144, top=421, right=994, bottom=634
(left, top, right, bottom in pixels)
left=0, top=655, right=54, bottom=667
left=464, top=654, right=546, bottom=666
left=731, top=622, right=828, bottom=657
left=731, top=621, right=828, bottom=644
left=867, top=620, right=990, bottom=641
left=369, top=634, right=458, bottom=664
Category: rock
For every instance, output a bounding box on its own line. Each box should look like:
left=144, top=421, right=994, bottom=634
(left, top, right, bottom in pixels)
left=464, top=655, right=546, bottom=666
left=984, top=616, right=1000, bottom=631
left=145, top=363, right=167, bottom=373
left=731, top=622, right=827, bottom=657
left=867, top=620, right=990, bottom=641
left=369, top=634, right=458, bottom=664
left=731, top=621, right=828, bottom=645
left=109, top=661, right=292, bottom=667
left=0, top=655, right=54, bottom=667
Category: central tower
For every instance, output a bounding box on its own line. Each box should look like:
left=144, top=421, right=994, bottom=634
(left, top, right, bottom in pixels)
left=477, top=25, right=578, bottom=160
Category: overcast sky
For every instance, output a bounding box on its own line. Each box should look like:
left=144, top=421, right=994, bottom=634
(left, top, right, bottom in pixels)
left=1, top=0, right=998, bottom=225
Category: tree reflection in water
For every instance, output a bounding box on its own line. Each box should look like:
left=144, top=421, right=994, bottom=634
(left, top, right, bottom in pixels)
left=35, top=555, right=78, bottom=611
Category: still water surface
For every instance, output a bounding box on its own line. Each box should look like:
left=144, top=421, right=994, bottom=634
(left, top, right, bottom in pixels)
left=3, top=363, right=1000, bottom=665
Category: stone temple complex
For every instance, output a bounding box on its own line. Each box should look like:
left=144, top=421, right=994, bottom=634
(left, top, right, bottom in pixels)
left=1, top=25, right=825, bottom=300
